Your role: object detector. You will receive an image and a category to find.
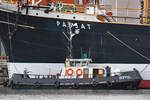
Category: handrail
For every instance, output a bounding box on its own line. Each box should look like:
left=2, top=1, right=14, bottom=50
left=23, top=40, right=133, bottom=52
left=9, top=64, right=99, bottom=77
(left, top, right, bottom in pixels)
left=100, top=6, right=140, bottom=11
left=102, top=15, right=140, bottom=19
left=22, top=71, right=131, bottom=79
left=0, top=1, right=145, bottom=24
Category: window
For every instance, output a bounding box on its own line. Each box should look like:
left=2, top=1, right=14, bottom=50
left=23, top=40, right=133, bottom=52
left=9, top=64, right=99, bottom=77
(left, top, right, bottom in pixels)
left=82, top=61, right=87, bottom=66
left=84, top=69, right=89, bottom=74
left=70, top=61, right=80, bottom=67
left=75, top=0, right=84, bottom=5
left=87, top=0, right=95, bottom=4
left=75, top=61, right=81, bottom=66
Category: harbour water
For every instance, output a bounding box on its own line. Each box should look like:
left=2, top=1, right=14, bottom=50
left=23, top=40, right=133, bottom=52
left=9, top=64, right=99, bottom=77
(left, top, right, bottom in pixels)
left=0, top=87, right=150, bottom=100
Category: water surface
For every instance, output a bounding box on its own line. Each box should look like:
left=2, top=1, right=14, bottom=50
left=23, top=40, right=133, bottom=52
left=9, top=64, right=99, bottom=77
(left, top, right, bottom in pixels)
left=0, top=87, right=150, bottom=100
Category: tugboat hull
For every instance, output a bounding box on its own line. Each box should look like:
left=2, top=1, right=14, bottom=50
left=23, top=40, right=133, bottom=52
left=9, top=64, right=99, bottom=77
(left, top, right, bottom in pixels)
left=8, top=71, right=142, bottom=89
left=10, top=81, right=141, bottom=90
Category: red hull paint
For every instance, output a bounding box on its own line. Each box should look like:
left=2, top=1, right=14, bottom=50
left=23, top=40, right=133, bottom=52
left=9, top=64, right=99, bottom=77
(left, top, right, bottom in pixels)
left=139, top=80, right=150, bottom=89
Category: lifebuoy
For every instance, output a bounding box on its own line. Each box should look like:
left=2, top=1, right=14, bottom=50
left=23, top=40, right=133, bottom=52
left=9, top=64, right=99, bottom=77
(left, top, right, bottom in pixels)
left=76, top=68, right=83, bottom=77
left=66, top=68, right=74, bottom=76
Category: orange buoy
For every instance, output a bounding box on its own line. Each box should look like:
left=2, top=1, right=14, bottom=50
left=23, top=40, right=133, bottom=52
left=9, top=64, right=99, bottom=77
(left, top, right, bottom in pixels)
left=76, top=68, right=83, bottom=76
left=66, top=68, right=74, bottom=76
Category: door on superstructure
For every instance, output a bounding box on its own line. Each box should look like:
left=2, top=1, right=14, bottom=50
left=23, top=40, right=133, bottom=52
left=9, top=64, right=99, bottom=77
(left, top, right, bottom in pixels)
left=74, top=0, right=86, bottom=13
left=93, top=69, right=99, bottom=78
left=86, top=0, right=96, bottom=14
left=75, top=0, right=84, bottom=4
left=83, top=68, right=89, bottom=78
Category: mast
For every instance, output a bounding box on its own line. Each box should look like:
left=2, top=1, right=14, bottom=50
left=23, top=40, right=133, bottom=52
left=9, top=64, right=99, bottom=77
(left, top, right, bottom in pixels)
left=68, top=25, right=73, bottom=59
left=68, top=23, right=80, bottom=59
left=62, top=22, right=80, bottom=59
left=142, top=0, right=150, bottom=24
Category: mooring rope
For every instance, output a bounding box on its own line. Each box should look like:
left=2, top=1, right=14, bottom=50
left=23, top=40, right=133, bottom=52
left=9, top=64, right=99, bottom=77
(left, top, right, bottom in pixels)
left=6, top=2, right=20, bottom=74
left=106, top=31, right=150, bottom=72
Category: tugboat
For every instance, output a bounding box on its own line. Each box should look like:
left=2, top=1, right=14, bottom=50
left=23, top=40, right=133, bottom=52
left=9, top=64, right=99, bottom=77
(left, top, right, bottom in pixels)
left=8, top=22, right=142, bottom=89
left=8, top=58, right=142, bottom=89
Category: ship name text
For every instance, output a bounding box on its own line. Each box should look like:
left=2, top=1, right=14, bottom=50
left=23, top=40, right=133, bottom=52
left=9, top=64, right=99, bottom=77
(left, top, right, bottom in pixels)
left=56, top=21, right=91, bottom=30
left=119, top=76, right=131, bottom=80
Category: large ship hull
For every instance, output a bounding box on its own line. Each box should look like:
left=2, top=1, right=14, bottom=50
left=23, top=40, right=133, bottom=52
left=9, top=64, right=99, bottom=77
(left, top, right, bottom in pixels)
left=0, top=9, right=150, bottom=88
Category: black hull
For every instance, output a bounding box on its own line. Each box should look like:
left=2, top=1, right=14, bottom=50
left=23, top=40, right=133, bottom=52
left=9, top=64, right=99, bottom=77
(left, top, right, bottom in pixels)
left=11, top=81, right=141, bottom=90
left=1, top=10, right=150, bottom=64
left=9, top=71, right=142, bottom=89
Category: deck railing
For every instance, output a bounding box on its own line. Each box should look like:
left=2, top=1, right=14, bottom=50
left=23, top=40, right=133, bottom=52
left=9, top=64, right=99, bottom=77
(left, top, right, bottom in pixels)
left=21, top=71, right=126, bottom=79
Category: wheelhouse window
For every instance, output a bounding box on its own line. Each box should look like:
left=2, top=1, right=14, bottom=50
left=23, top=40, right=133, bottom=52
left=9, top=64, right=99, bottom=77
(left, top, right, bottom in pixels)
left=81, top=61, right=88, bottom=66
left=75, top=0, right=84, bottom=5
left=69, top=61, right=88, bottom=67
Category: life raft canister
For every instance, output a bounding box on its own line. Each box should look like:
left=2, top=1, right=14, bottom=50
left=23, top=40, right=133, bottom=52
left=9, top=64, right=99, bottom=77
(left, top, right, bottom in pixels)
left=76, top=68, right=83, bottom=76
left=66, top=68, right=74, bottom=76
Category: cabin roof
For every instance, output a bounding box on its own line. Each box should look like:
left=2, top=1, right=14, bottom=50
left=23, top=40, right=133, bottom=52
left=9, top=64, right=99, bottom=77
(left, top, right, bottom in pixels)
left=66, top=58, right=92, bottom=62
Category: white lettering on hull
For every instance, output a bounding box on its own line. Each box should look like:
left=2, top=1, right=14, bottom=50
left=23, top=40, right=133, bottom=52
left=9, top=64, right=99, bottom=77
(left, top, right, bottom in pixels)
left=56, top=21, right=60, bottom=26
left=81, top=24, right=85, bottom=29
left=119, top=76, right=132, bottom=80
left=62, top=22, right=67, bottom=27
left=56, top=21, right=91, bottom=30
